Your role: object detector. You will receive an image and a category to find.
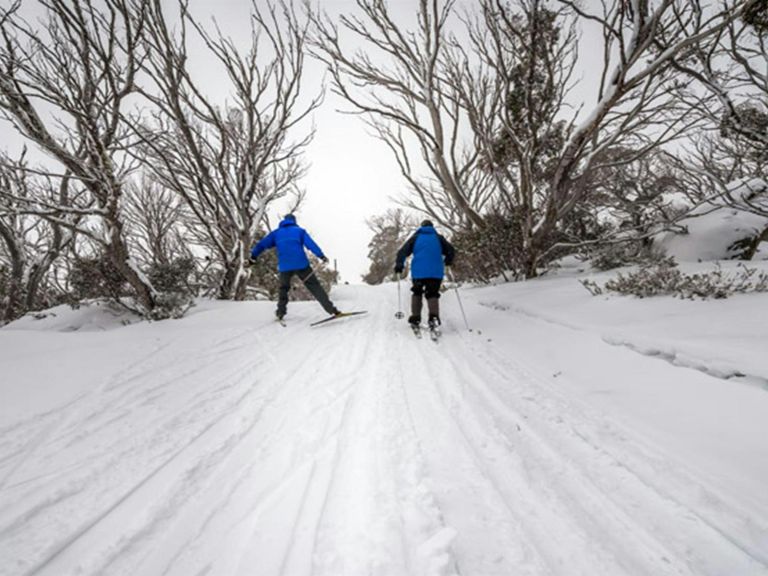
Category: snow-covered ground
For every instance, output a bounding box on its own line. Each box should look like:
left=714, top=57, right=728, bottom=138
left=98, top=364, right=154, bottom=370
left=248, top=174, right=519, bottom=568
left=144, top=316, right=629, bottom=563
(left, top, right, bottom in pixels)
left=2, top=269, right=768, bottom=576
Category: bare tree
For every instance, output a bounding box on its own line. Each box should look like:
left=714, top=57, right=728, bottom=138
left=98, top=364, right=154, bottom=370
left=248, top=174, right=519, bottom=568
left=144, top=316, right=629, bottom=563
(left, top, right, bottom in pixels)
left=669, top=1, right=767, bottom=223
left=308, top=0, right=491, bottom=231
left=311, top=0, right=754, bottom=278
left=0, top=0, right=165, bottom=315
left=519, top=0, right=761, bottom=276
left=0, top=150, right=75, bottom=323
left=448, top=0, right=580, bottom=274
left=122, top=176, right=191, bottom=269
left=672, top=2, right=767, bottom=150
left=137, top=0, right=320, bottom=300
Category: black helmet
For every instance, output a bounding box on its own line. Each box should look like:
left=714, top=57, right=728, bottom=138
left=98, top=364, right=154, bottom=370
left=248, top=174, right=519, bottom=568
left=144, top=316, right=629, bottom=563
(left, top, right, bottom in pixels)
left=284, top=213, right=296, bottom=222
left=421, top=219, right=434, bottom=227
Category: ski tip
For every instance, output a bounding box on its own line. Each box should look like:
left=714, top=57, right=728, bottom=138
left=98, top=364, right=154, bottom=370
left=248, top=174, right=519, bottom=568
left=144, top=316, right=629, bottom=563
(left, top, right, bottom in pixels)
left=309, top=310, right=367, bottom=327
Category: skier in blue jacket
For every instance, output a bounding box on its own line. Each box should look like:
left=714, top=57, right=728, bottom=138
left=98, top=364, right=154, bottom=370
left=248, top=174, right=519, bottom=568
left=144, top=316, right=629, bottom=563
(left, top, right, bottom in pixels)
left=394, top=220, right=455, bottom=329
left=250, top=214, right=340, bottom=321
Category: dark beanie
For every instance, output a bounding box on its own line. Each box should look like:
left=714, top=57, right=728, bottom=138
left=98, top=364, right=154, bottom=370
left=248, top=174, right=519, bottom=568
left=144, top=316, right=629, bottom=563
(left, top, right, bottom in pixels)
left=284, top=213, right=296, bottom=222
left=421, top=219, right=434, bottom=227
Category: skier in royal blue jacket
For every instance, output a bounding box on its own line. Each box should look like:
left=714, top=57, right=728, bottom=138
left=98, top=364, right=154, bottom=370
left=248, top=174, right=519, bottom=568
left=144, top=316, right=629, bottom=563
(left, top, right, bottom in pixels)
left=394, top=220, right=455, bottom=329
left=250, top=214, right=340, bottom=321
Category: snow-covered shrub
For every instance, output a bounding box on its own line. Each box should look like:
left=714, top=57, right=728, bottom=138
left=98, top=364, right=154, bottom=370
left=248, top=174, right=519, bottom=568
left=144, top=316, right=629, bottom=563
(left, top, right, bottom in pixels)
left=451, top=213, right=529, bottom=283
left=583, top=257, right=768, bottom=299
left=148, top=257, right=196, bottom=295
left=0, top=265, right=7, bottom=299
left=589, top=242, right=666, bottom=271
left=145, top=257, right=197, bottom=319
left=69, top=256, right=128, bottom=304
left=600, top=257, right=686, bottom=297
left=148, top=292, right=194, bottom=320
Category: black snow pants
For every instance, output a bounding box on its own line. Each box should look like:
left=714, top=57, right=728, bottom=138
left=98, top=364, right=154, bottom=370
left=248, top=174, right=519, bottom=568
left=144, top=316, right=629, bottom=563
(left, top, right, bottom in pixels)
left=277, top=267, right=337, bottom=317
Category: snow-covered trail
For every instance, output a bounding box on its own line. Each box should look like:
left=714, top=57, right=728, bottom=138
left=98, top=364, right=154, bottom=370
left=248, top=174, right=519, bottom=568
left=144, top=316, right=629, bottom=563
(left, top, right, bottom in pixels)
left=1, top=284, right=766, bottom=576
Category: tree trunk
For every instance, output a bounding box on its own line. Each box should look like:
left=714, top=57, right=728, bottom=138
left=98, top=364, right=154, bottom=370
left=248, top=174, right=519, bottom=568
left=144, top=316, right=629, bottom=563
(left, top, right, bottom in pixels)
left=0, top=224, right=25, bottom=324
left=105, top=206, right=156, bottom=315
left=744, top=226, right=768, bottom=261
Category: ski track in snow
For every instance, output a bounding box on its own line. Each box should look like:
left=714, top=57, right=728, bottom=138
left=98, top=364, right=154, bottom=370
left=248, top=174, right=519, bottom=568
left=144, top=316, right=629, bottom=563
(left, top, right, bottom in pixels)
left=1, top=287, right=767, bottom=576
left=478, top=299, right=768, bottom=390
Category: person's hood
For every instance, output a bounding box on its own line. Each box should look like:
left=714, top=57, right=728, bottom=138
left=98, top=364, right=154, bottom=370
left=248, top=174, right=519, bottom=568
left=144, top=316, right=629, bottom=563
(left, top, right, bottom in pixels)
left=418, top=225, right=436, bottom=234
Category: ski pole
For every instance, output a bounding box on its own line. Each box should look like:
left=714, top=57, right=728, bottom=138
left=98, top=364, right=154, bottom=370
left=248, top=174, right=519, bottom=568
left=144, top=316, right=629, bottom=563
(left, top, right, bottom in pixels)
left=395, top=275, right=404, bottom=319
left=448, top=269, right=470, bottom=332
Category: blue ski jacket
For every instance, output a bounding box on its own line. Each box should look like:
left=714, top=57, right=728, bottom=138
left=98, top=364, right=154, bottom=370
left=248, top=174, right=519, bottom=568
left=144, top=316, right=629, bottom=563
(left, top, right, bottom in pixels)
left=251, top=216, right=326, bottom=272
left=395, top=225, right=455, bottom=279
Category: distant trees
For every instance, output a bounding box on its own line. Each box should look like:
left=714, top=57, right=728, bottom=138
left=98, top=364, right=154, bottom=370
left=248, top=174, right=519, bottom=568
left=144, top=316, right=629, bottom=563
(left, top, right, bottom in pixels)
left=362, top=209, right=415, bottom=284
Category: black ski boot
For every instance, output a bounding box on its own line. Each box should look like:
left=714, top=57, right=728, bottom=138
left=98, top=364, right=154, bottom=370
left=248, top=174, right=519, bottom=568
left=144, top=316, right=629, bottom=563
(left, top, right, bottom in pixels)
left=408, top=315, right=422, bottom=338
left=428, top=314, right=441, bottom=341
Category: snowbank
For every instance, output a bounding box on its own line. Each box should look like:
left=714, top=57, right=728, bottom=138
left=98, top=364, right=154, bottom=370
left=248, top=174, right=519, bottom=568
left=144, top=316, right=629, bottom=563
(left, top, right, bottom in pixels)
left=656, top=178, right=768, bottom=262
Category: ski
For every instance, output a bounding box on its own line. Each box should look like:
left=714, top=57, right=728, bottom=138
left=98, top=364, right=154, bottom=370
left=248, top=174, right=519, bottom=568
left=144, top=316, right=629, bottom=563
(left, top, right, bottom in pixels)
left=310, top=310, right=367, bottom=327
left=428, top=321, right=441, bottom=342
left=410, top=323, right=422, bottom=338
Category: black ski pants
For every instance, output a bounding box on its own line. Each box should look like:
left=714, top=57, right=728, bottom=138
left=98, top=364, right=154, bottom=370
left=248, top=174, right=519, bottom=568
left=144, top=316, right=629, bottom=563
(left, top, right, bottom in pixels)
left=411, top=278, right=442, bottom=299
left=277, top=267, right=336, bottom=317
left=410, top=277, right=442, bottom=322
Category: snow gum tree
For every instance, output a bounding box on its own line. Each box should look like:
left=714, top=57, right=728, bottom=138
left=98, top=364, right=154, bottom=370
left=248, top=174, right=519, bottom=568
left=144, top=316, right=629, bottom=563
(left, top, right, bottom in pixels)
left=516, top=0, right=762, bottom=276
left=311, top=0, right=761, bottom=280
left=137, top=0, right=320, bottom=301
left=0, top=0, right=163, bottom=317
left=671, top=0, right=767, bottom=220
left=449, top=0, right=578, bottom=276
left=308, top=0, right=493, bottom=231
left=0, top=151, right=75, bottom=323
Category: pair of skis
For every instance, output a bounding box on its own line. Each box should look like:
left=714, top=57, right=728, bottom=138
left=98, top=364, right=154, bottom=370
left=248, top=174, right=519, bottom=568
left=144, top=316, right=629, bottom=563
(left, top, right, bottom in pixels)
left=410, top=322, right=441, bottom=342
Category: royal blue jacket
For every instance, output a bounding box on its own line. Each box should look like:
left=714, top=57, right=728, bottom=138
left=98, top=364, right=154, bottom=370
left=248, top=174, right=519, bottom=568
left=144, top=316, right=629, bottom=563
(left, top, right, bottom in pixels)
left=396, top=225, right=455, bottom=279
left=251, top=216, right=326, bottom=272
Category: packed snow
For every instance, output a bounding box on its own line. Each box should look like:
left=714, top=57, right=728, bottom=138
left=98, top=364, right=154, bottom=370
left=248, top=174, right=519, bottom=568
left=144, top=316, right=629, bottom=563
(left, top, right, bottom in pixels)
left=2, top=271, right=768, bottom=576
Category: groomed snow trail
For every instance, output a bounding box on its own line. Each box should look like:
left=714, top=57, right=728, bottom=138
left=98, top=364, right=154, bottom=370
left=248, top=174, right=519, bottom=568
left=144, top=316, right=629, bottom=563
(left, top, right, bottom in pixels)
left=1, top=285, right=766, bottom=576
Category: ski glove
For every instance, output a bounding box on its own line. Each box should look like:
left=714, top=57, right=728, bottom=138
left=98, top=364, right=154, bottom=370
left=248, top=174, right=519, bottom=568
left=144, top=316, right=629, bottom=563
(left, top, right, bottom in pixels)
left=248, top=257, right=258, bottom=266
left=394, top=264, right=404, bottom=274
left=321, top=256, right=329, bottom=264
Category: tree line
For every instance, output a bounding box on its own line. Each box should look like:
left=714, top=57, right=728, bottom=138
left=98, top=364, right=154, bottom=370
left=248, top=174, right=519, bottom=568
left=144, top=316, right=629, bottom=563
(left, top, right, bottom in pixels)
left=355, top=0, right=767, bottom=284
left=1, top=0, right=766, bottom=322
left=0, top=0, right=324, bottom=323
